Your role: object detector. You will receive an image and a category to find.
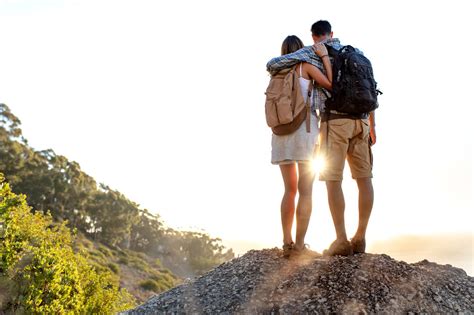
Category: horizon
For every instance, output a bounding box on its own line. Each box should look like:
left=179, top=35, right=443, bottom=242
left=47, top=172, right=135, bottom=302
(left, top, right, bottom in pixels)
left=0, top=1, right=472, bottom=275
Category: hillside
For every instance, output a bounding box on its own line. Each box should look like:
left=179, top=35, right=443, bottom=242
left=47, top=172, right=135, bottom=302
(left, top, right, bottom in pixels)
left=123, top=248, right=474, bottom=314
left=0, top=103, right=234, bottom=307
left=73, top=232, right=178, bottom=303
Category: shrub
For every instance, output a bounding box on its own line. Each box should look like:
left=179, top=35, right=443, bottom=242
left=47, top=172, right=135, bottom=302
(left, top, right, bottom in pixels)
left=0, top=174, right=136, bottom=313
left=130, top=257, right=150, bottom=273
left=118, top=256, right=129, bottom=265
left=159, top=268, right=176, bottom=277
left=108, top=262, right=120, bottom=274
left=150, top=272, right=175, bottom=289
left=98, top=245, right=113, bottom=258
left=139, top=279, right=159, bottom=292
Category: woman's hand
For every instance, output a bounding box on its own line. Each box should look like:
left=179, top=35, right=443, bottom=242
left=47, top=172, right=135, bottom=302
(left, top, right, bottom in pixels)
left=313, top=43, right=328, bottom=58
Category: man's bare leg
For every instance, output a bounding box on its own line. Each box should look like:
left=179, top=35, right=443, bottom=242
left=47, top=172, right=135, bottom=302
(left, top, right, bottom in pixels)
left=352, top=177, right=374, bottom=247
left=326, top=180, right=347, bottom=241
left=323, top=180, right=353, bottom=256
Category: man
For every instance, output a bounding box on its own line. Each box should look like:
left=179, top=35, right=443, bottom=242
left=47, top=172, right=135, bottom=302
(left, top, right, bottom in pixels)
left=266, top=20, right=376, bottom=256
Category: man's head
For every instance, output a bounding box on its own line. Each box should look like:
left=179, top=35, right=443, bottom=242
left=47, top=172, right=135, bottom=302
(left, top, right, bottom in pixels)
left=311, top=20, right=333, bottom=43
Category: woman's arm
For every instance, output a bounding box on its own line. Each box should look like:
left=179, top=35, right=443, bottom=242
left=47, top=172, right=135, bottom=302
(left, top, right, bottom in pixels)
left=320, top=55, right=333, bottom=84
left=302, top=43, right=333, bottom=90
left=313, top=43, right=333, bottom=87
left=304, top=63, right=332, bottom=90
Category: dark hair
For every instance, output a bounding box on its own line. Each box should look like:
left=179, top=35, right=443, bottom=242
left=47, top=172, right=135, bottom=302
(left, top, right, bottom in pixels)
left=311, top=20, right=332, bottom=36
left=281, top=35, right=304, bottom=55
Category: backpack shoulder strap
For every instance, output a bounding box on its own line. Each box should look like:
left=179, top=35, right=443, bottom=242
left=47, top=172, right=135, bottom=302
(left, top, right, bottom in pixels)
left=325, top=44, right=340, bottom=57
left=305, top=80, right=313, bottom=133
left=340, top=45, right=356, bottom=54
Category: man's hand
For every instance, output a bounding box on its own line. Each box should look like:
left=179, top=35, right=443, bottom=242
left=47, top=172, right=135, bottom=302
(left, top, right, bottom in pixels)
left=369, top=111, right=376, bottom=146
left=312, top=43, right=328, bottom=58
left=369, top=127, right=376, bottom=146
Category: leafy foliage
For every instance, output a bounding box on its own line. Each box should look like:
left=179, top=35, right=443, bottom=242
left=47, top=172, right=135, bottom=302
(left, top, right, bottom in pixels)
left=0, top=173, right=135, bottom=313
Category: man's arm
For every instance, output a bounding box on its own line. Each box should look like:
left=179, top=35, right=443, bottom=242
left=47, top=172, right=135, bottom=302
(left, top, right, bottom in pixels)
left=369, top=111, right=376, bottom=146
left=266, top=46, right=321, bottom=75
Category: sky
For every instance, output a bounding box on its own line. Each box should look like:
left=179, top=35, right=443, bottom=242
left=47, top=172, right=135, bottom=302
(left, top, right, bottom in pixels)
left=0, top=0, right=472, bottom=273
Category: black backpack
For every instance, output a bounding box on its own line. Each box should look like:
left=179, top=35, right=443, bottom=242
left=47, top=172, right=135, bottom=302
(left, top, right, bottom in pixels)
left=325, top=45, right=382, bottom=115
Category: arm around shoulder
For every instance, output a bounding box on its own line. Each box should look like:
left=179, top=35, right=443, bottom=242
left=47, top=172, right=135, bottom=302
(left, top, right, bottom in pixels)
left=266, top=47, right=313, bottom=73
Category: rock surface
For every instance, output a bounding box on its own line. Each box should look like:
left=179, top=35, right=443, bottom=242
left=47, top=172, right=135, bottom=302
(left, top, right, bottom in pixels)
left=121, top=248, right=474, bottom=314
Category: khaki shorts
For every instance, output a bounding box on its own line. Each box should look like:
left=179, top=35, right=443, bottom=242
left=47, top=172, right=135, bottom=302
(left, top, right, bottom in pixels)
left=318, top=118, right=373, bottom=181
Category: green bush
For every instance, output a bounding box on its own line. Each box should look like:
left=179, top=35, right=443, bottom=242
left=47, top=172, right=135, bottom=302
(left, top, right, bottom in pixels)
left=0, top=174, right=136, bottom=313
left=150, top=272, right=175, bottom=288
left=118, top=256, right=129, bottom=265
left=159, top=268, right=176, bottom=277
left=130, top=257, right=151, bottom=273
left=108, top=262, right=120, bottom=274
left=90, top=249, right=107, bottom=260
left=139, top=279, right=159, bottom=292
left=98, top=245, right=113, bottom=258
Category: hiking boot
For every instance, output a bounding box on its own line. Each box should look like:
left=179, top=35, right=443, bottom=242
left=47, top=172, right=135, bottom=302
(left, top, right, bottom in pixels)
left=282, top=242, right=294, bottom=258
left=323, top=239, right=353, bottom=257
left=350, top=238, right=366, bottom=254
left=292, top=244, right=321, bottom=259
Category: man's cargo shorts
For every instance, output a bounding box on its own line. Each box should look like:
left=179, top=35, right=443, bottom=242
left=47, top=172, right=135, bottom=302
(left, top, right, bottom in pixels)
left=318, top=118, right=373, bottom=181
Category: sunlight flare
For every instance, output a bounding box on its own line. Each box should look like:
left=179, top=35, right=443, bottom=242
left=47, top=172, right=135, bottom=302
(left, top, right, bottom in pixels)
left=312, top=156, right=326, bottom=173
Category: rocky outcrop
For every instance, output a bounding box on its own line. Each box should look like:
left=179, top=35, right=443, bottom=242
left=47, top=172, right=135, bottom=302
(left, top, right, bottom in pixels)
left=121, top=248, right=473, bottom=314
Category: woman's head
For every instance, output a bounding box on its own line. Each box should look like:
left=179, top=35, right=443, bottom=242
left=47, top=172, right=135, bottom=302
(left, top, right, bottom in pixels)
left=281, top=35, right=304, bottom=55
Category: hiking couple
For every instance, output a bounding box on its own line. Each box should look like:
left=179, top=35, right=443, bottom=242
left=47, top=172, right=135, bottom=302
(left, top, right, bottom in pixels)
left=266, top=20, right=379, bottom=258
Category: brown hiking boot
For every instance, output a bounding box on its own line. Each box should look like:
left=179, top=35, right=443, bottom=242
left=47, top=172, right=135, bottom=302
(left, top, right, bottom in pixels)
left=282, top=242, right=294, bottom=258
left=323, top=239, right=353, bottom=257
left=350, top=238, right=366, bottom=254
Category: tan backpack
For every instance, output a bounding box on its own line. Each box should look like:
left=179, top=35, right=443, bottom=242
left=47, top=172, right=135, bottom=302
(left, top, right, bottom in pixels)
left=265, top=64, right=313, bottom=135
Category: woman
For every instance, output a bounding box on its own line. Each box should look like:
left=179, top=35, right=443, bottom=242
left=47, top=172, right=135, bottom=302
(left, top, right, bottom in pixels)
left=271, top=35, right=332, bottom=257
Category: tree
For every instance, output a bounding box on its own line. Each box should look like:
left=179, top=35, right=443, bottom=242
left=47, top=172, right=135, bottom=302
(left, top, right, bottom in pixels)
left=129, top=209, right=165, bottom=252
left=87, top=184, right=140, bottom=247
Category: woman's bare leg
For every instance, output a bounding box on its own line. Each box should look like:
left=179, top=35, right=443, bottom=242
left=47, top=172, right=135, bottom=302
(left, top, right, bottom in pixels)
left=295, top=162, right=315, bottom=250
left=279, top=163, right=298, bottom=245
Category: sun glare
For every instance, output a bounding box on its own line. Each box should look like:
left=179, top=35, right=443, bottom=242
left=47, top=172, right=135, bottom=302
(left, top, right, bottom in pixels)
left=312, top=157, right=326, bottom=173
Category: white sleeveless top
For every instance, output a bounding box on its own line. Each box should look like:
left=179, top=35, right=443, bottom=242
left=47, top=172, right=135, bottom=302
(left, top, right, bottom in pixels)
left=298, top=63, right=313, bottom=107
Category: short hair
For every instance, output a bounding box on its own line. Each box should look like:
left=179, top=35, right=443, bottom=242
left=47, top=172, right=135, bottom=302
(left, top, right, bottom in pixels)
left=281, top=35, right=304, bottom=56
left=311, top=20, right=332, bottom=36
